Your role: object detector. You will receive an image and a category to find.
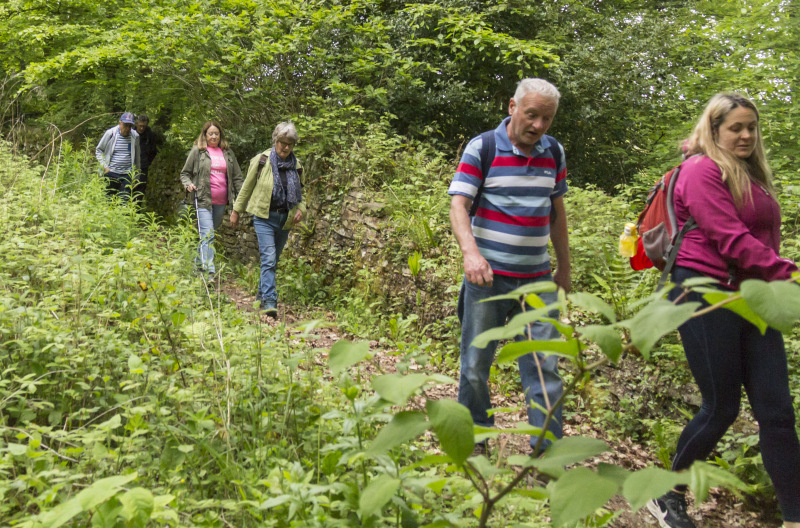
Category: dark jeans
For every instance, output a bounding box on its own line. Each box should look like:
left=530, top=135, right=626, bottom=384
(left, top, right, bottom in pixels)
left=669, top=266, right=800, bottom=521
left=105, top=171, right=133, bottom=201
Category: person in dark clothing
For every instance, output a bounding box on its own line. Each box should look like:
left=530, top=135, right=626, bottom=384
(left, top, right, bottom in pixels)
left=134, top=114, right=160, bottom=200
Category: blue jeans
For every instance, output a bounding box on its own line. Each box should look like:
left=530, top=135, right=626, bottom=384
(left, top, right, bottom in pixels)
left=196, top=204, right=226, bottom=274
left=252, top=211, right=290, bottom=306
left=105, top=171, right=133, bottom=201
left=457, top=273, right=563, bottom=450
left=669, top=266, right=800, bottom=521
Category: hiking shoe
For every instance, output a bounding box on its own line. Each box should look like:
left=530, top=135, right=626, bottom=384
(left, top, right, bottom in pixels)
left=262, top=302, right=278, bottom=318
left=647, top=490, right=696, bottom=528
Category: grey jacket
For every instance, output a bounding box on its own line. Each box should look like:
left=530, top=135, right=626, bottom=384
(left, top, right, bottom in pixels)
left=179, top=146, right=244, bottom=210
left=95, top=125, right=141, bottom=174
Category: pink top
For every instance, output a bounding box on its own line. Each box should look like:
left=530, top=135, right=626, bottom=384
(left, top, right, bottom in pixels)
left=674, top=155, right=797, bottom=286
left=207, top=147, right=228, bottom=205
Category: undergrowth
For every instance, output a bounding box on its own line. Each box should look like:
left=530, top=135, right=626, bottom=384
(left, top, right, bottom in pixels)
left=0, top=142, right=555, bottom=527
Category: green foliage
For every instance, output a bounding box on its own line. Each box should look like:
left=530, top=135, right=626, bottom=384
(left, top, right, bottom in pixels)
left=323, top=269, right=800, bottom=527
left=0, top=143, right=371, bottom=527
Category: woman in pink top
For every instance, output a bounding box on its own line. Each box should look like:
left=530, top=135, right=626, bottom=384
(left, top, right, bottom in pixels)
left=647, top=94, right=800, bottom=528
left=179, top=121, right=243, bottom=276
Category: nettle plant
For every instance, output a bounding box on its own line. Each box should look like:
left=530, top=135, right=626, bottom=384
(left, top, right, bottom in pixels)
left=328, top=278, right=800, bottom=527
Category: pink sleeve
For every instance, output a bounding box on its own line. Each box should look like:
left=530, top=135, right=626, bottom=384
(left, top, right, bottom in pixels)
left=681, top=159, right=797, bottom=281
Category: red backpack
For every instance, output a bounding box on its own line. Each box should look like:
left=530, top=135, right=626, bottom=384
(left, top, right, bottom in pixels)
left=631, top=163, right=697, bottom=284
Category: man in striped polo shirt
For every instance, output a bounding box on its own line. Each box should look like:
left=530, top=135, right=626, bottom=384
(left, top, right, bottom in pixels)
left=449, top=78, right=570, bottom=455
left=95, top=112, right=141, bottom=200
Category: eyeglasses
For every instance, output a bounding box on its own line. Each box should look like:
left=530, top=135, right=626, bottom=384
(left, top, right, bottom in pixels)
left=277, top=140, right=295, bottom=149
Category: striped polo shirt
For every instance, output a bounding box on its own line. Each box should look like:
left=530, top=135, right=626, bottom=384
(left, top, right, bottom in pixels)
left=109, top=134, right=133, bottom=174
left=448, top=117, right=567, bottom=278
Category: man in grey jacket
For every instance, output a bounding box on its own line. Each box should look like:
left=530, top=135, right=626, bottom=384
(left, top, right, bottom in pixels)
left=95, top=112, right=141, bottom=200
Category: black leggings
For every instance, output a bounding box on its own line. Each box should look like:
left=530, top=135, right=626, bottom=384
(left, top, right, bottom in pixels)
left=669, top=267, right=800, bottom=521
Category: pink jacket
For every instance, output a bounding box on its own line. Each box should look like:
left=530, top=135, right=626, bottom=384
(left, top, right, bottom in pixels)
left=674, top=155, right=797, bottom=287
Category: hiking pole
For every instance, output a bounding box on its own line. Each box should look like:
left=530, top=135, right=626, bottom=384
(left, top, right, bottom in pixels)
left=193, top=191, right=208, bottom=272
left=193, top=191, right=201, bottom=234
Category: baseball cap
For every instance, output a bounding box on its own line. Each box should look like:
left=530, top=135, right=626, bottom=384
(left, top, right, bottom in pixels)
left=120, top=112, right=135, bottom=124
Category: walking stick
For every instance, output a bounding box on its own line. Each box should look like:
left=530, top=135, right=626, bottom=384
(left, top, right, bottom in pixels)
left=193, top=191, right=208, bottom=271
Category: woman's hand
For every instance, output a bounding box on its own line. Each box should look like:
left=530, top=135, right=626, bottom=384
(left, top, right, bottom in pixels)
left=293, top=209, right=303, bottom=224
left=186, top=184, right=197, bottom=192
left=229, top=210, right=239, bottom=226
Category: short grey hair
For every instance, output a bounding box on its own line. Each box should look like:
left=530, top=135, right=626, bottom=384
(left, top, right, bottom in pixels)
left=514, top=78, right=560, bottom=105
left=272, top=122, right=299, bottom=145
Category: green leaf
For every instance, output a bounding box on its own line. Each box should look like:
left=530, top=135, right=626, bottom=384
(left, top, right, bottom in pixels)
left=496, top=339, right=579, bottom=365
left=622, top=467, right=685, bottom=511
left=740, top=280, right=800, bottom=333
left=426, top=399, right=474, bottom=467
left=128, top=354, right=144, bottom=374
left=39, top=473, right=138, bottom=528
left=372, top=373, right=455, bottom=405
left=680, top=277, right=720, bottom=288
left=543, top=317, right=575, bottom=338
left=367, top=411, right=429, bottom=456
left=259, top=495, right=292, bottom=509
left=549, top=467, right=619, bottom=527
left=79, top=474, right=139, bottom=511
left=359, top=475, right=400, bottom=518
left=688, top=461, right=748, bottom=502
left=471, top=305, right=555, bottom=348
left=531, top=436, right=609, bottom=478
left=93, top=414, right=121, bottom=430
left=480, top=281, right=556, bottom=301
left=7, top=443, right=26, bottom=456
left=703, top=292, right=767, bottom=334
left=467, top=455, right=510, bottom=478
left=119, top=487, right=154, bottom=522
left=329, top=339, right=372, bottom=375
left=525, top=293, right=547, bottom=309
left=475, top=423, right=556, bottom=444
left=578, top=325, right=623, bottom=364
left=597, top=463, right=630, bottom=487
left=617, top=299, right=700, bottom=358
left=170, top=311, right=186, bottom=327
left=569, top=292, right=617, bottom=323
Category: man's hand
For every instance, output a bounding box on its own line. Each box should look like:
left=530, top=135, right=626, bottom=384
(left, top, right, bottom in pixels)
left=553, top=266, right=571, bottom=294
left=450, top=194, right=493, bottom=286
left=229, top=210, right=239, bottom=227
left=186, top=183, right=197, bottom=192
left=464, top=251, right=493, bottom=286
left=103, top=167, right=110, bottom=174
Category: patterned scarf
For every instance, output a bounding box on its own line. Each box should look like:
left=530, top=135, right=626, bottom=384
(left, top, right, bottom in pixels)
left=270, top=149, right=302, bottom=211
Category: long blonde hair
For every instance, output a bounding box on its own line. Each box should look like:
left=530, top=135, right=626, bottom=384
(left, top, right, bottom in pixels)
left=684, top=93, right=773, bottom=206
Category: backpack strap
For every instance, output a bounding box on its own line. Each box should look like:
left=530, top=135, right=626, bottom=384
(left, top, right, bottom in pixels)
left=544, top=134, right=564, bottom=178
left=469, top=130, right=496, bottom=217
left=665, top=165, right=682, bottom=239
left=658, top=163, right=697, bottom=288
left=658, top=216, right=696, bottom=288
left=256, top=153, right=268, bottom=179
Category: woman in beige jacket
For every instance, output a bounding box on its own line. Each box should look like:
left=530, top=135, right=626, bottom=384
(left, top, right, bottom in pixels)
left=230, top=122, right=305, bottom=317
